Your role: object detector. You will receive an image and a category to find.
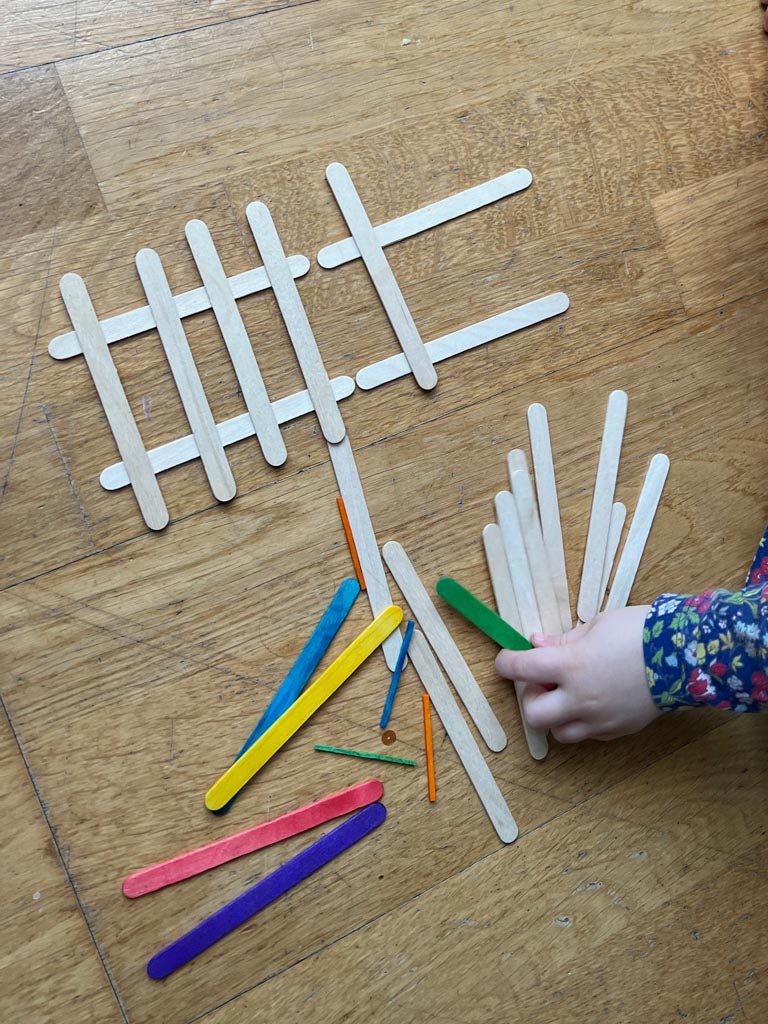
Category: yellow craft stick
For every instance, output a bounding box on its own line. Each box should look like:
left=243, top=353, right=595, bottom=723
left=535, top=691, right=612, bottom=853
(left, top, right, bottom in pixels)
left=205, top=606, right=403, bottom=810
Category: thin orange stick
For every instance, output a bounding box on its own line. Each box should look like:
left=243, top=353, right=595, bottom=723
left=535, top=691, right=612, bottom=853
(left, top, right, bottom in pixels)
left=336, top=496, right=366, bottom=590
left=422, top=692, right=436, bottom=802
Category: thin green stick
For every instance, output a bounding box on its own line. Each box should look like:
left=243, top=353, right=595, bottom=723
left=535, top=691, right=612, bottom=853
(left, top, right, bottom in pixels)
left=314, top=744, right=416, bottom=767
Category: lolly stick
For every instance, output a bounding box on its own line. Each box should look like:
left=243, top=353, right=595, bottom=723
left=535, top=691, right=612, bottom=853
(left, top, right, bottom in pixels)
left=135, top=248, right=236, bottom=502
left=597, top=501, right=626, bottom=611
left=326, top=163, right=437, bottom=390
left=527, top=402, right=572, bottom=630
left=355, top=293, right=569, bottom=390
left=58, top=273, right=169, bottom=531
left=494, top=491, right=542, bottom=640
left=314, top=745, right=416, bottom=767
left=204, top=606, right=403, bottom=810
left=482, top=523, right=548, bottom=761
left=123, top=779, right=382, bottom=898
left=382, top=541, right=507, bottom=753
left=317, top=169, right=533, bottom=269
left=511, top=467, right=562, bottom=635
left=422, top=694, right=436, bottom=802
left=409, top=632, right=517, bottom=843
left=577, top=390, right=628, bottom=621
left=147, top=803, right=386, bottom=979
left=246, top=202, right=346, bottom=444
left=328, top=435, right=402, bottom=671
left=185, top=219, right=286, bottom=468
left=336, top=497, right=366, bottom=590
left=436, top=577, right=531, bottom=652
left=606, top=453, right=670, bottom=610
left=379, top=620, right=415, bottom=730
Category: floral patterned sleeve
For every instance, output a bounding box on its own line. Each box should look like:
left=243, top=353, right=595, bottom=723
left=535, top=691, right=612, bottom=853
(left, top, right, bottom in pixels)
left=643, top=527, right=768, bottom=712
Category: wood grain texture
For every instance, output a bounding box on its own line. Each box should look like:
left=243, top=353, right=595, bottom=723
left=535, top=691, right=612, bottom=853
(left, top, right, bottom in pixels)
left=3, top=3, right=768, bottom=1023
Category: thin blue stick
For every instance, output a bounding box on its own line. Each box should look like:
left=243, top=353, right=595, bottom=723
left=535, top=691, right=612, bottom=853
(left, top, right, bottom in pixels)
left=214, top=578, right=360, bottom=815
left=379, top=620, right=415, bottom=730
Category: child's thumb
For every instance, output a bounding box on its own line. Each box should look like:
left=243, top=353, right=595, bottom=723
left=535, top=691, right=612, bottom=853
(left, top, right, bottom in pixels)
left=495, top=644, right=567, bottom=685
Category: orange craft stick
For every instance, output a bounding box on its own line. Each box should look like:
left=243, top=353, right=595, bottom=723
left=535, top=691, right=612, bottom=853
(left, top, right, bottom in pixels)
left=336, top=496, right=366, bottom=590
left=422, top=693, right=436, bottom=802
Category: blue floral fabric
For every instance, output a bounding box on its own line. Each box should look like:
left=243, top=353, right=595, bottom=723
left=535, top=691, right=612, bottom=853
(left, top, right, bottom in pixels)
left=643, top=527, right=768, bottom=711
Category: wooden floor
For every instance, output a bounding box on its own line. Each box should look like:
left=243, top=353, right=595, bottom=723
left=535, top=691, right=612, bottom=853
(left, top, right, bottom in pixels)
left=2, top=2, right=768, bottom=1022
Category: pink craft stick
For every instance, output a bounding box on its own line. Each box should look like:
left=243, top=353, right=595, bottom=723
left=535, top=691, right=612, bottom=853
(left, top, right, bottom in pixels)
left=122, top=778, right=384, bottom=898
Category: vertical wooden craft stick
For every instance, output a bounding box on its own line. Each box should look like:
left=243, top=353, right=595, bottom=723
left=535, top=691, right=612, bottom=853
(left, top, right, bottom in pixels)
left=597, top=501, right=627, bottom=612
left=483, top=524, right=548, bottom=760
left=382, top=540, right=507, bottom=752
left=409, top=631, right=517, bottom=843
left=606, top=453, right=670, bottom=610
left=336, top=496, right=366, bottom=590
left=185, top=219, right=287, bottom=468
left=246, top=202, right=346, bottom=444
left=328, top=435, right=402, bottom=671
left=325, top=162, right=437, bottom=391
left=510, top=467, right=562, bottom=636
left=422, top=693, right=436, bottom=802
left=577, top=390, right=628, bottom=622
left=527, top=403, right=572, bottom=630
left=494, top=491, right=543, bottom=641
left=135, top=248, right=236, bottom=502
left=59, top=273, right=169, bottom=531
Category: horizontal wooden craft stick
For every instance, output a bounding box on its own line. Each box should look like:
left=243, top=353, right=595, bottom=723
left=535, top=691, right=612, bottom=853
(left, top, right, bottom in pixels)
left=597, top=501, right=626, bottom=611
left=317, top=169, right=533, bottom=269
left=314, top=745, right=416, bottom=767
left=136, top=247, right=236, bottom=503
left=123, top=779, right=383, bottom=898
left=577, top=390, right=628, bottom=622
left=204, top=606, right=403, bottom=810
left=422, top=693, right=436, bottom=802
left=511, top=467, right=562, bottom=635
left=328, top=436, right=402, bottom=671
left=409, top=631, right=517, bottom=843
left=100, top=376, right=355, bottom=491
left=336, top=497, right=366, bottom=590
left=59, top=273, right=169, bottom=531
left=49, top=257, right=310, bottom=360
left=246, top=202, right=346, bottom=444
left=185, top=218, right=286, bottom=468
left=355, top=293, right=569, bottom=390
left=382, top=541, right=507, bottom=752
left=147, top=803, right=386, bottom=979
left=326, top=162, right=437, bottom=390
left=606, top=453, right=670, bottom=610
left=527, top=402, right=572, bottom=630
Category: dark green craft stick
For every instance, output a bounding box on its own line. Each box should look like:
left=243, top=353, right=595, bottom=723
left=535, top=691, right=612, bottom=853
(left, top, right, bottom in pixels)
left=435, top=577, right=533, bottom=651
left=314, top=744, right=416, bottom=767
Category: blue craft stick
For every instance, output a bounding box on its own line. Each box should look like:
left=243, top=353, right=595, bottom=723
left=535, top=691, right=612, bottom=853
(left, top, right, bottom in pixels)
left=213, top=578, right=360, bottom=816
left=379, top=620, right=415, bottom=730
left=147, top=802, right=386, bottom=980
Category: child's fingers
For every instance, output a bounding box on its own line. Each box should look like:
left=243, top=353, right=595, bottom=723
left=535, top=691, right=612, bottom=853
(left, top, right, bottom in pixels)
left=521, top=685, right=578, bottom=730
left=495, top=645, right=568, bottom=685
left=551, top=720, right=593, bottom=744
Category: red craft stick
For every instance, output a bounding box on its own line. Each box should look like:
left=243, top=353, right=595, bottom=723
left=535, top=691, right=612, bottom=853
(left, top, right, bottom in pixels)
left=123, top=779, right=383, bottom=898
left=336, top=496, right=367, bottom=590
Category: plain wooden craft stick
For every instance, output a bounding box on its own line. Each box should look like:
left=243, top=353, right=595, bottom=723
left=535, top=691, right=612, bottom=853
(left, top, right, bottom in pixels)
left=510, top=468, right=562, bottom=636
left=409, top=631, right=517, bottom=843
left=355, top=293, right=569, bottom=390
left=382, top=541, right=507, bottom=752
left=597, top=501, right=626, bottom=611
left=494, top=491, right=543, bottom=641
left=246, top=202, right=346, bottom=444
left=527, top=402, right=572, bottom=630
left=49, top=257, right=311, bottom=360
left=606, top=453, right=670, bottom=610
left=483, top=524, right=548, bottom=760
left=325, top=163, right=437, bottom=391
left=59, top=273, right=169, bottom=531
left=317, top=169, right=533, bottom=268
left=100, top=377, right=355, bottom=491
left=135, top=248, right=236, bottom=502
left=185, top=219, right=286, bottom=468
left=328, top=436, right=402, bottom=671
left=577, top=390, right=628, bottom=622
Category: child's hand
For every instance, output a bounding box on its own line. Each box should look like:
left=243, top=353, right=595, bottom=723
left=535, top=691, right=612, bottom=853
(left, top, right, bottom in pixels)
left=495, top=606, right=661, bottom=743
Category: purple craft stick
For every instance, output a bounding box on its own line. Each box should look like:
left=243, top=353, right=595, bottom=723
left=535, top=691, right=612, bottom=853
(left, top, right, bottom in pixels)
left=147, top=802, right=387, bottom=980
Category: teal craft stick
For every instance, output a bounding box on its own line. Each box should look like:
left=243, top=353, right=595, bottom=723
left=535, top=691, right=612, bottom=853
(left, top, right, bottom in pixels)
left=379, top=620, right=415, bottom=730
left=435, top=577, right=532, bottom=651
left=214, top=578, right=361, bottom=815
left=314, top=744, right=416, bottom=767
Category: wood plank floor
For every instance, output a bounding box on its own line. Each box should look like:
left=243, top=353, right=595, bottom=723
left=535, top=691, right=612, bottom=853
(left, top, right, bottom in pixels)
left=1, top=3, right=767, bottom=1022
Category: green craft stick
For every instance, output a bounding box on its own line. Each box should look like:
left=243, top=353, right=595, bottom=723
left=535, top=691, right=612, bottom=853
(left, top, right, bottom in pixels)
left=314, top=744, right=416, bottom=767
left=435, top=577, right=533, bottom=651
